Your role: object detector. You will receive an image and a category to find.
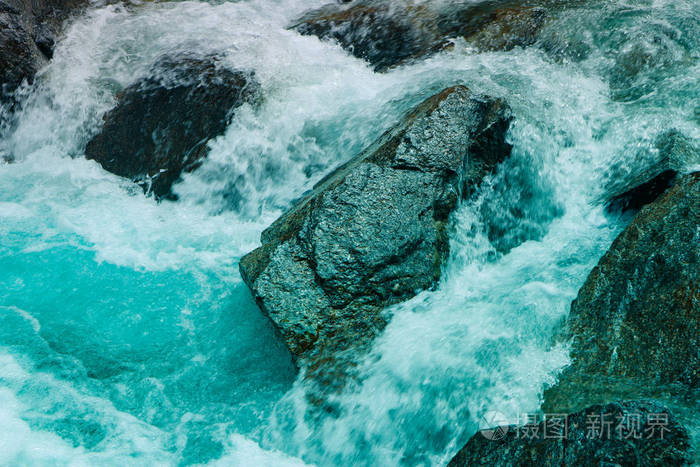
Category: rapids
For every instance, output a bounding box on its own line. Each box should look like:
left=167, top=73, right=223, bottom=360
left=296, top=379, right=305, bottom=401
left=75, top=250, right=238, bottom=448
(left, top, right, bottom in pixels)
left=0, top=0, right=698, bottom=465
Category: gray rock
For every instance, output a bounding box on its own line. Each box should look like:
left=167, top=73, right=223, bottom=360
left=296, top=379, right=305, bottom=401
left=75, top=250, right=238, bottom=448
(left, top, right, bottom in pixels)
left=240, top=85, right=512, bottom=392
left=84, top=55, right=260, bottom=199
left=544, top=172, right=699, bottom=415
left=0, top=2, right=43, bottom=103
left=0, top=0, right=87, bottom=103
left=291, top=0, right=549, bottom=72
left=448, top=401, right=692, bottom=466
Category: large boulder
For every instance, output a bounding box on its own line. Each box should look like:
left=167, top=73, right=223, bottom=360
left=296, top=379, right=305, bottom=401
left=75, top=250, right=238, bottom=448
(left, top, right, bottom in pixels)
left=448, top=401, right=692, bottom=466
left=0, top=0, right=86, bottom=103
left=85, top=55, right=260, bottom=199
left=240, top=85, right=512, bottom=392
left=291, top=0, right=548, bottom=72
left=544, top=172, right=699, bottom=414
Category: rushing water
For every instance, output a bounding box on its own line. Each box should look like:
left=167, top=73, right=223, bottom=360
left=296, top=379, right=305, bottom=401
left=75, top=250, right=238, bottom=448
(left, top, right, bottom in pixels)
left=0, top=0, right=698, bottom=465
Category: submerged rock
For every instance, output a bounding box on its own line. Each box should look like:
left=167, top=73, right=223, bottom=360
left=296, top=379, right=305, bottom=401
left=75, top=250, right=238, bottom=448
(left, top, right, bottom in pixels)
left=85, top=55, right=260, bottom=199
left=0, top=0, right=86, bottom=103
left=291, top=0, right=548, bottom=71
left=240, top=85, right=512, bottom=393
left=292, top=1, right=441, bottom=72
left=449, top=4, right=548, bottom=53
left=448, top=401, right=692, bottom=466
left=607, top=30, right=685, bottom=102
left=544, top=172, right=699, bottom=414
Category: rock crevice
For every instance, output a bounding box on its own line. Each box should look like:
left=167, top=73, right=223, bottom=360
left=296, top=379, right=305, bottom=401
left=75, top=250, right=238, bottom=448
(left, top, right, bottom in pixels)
left=448, top=401, right=692, bottom=466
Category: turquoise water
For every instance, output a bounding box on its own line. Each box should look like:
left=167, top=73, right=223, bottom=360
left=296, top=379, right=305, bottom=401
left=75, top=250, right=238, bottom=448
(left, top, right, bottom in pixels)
left=0, top=0, right=698, bottom=465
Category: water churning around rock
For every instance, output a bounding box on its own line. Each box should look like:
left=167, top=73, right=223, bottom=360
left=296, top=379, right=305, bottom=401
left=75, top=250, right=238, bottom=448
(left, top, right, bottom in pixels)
left=0, top=0, right=698, bottom=465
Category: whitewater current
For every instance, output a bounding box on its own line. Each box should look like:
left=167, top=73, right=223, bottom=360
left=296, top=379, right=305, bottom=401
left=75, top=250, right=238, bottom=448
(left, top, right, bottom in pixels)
left=0, top=0, right=698, bottom=465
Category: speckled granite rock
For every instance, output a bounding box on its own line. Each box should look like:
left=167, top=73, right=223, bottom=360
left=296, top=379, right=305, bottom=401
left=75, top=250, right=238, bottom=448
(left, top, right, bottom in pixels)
left=543, top=172, right=699, bottom=414
left=240, top=85, right=512, bottom=392
left=448, top=401, right=692, bottom=466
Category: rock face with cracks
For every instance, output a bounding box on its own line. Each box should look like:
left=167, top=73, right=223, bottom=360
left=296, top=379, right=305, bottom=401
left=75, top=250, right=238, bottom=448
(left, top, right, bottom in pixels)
left=240, top=85, right=513, bottom=394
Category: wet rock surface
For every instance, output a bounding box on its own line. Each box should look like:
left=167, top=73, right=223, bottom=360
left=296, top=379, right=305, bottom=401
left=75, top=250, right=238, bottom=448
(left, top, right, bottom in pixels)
left=448, top=401, right=692, bottom=466
left=460, top=5, right=547, bottom=52
left=84, top=55, right=260, bottom=199
left=239, top=85, right=512, bottom=392
left=544, top=172, right=700, bottom=414
left=292, top=1, right=442, bottom=72
left=0, top=0, right=87, bottom=102
left=291, top=0, right=550, bottom=71
left=605, top=130, right=699, bottom=213
left=607, top=169, right=678, bottom=214
left=0, top=3, right=41, bottom=102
